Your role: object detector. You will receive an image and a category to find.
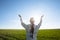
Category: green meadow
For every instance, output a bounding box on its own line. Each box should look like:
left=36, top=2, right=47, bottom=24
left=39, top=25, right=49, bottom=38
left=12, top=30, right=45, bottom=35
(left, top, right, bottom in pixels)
left=0, top=29, right=60, bottom=40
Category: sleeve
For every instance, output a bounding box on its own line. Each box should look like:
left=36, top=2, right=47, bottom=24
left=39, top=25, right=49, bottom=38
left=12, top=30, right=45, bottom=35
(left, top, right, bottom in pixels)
left=36, top=18, right=42, bottom=29
left=20, top=17, right=27, bottom=29
left=21, top=22, right=27, bottom=29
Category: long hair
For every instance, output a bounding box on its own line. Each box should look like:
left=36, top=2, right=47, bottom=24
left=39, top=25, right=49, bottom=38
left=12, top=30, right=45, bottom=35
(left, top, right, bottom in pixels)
left=30, top=24, right=34, bottom=39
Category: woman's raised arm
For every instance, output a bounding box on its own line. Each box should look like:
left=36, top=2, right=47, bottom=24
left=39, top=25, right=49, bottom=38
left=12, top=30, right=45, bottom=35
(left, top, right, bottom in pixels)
left=18, top=14, right=27, bottom=29
left=37, top=15, right=44, bottom=29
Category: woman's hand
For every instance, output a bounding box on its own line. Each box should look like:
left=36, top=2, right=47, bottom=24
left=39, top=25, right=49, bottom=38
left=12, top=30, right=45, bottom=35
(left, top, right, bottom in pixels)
left=18, top=14, right=21, bottom=18
left=41, top=15, right=44, bottom=18
left=18, top=14, right=22, bottom=21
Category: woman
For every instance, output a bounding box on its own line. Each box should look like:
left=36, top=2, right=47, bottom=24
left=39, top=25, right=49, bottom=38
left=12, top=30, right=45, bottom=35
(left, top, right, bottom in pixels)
left=18, top=14, right=44, bottom=40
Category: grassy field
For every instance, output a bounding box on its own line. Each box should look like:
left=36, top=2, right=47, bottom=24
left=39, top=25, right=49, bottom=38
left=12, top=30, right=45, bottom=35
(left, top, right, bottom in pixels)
left=0, top=29, right=60, bottom=40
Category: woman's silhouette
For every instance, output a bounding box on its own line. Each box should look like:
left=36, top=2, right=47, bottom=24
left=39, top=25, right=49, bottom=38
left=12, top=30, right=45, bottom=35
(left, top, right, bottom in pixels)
left=18, top=14, right=44, bottom=40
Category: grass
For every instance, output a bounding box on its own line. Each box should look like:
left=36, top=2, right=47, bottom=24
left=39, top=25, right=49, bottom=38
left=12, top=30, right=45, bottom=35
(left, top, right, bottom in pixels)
left=0, top=29, right=60, bottom=40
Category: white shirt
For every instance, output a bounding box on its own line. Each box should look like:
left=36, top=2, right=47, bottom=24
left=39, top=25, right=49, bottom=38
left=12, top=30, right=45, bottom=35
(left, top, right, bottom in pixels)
left=20, top=18, right=42, bottom=40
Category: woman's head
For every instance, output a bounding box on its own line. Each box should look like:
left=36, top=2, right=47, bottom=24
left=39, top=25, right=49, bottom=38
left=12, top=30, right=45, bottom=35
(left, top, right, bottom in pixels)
left=30, top=17, right=34, bottom=24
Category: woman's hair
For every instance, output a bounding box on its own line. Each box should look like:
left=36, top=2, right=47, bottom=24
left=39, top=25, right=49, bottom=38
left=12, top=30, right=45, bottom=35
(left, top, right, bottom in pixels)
left=30, top=23, right=34, bottom=39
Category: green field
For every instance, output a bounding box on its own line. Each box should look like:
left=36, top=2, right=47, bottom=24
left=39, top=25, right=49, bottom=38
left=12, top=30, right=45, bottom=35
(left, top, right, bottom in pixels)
left=0, top=29, right=60, bottom=40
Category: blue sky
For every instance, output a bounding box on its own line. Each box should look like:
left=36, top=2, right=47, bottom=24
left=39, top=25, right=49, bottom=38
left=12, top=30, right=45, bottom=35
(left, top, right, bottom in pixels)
left=0, top=0, right=60, bottom=29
